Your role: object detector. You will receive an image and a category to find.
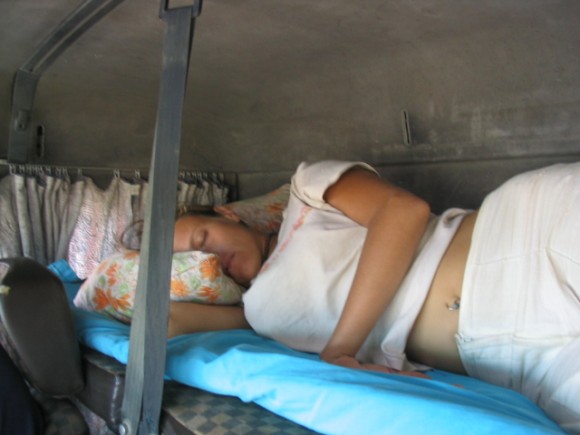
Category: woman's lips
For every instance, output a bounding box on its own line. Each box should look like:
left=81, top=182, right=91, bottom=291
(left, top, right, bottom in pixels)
left=221, top=253, right=233, bottom=276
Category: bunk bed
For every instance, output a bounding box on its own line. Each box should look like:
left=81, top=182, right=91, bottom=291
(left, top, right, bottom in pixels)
left=1, top=1, right=577, bottom=434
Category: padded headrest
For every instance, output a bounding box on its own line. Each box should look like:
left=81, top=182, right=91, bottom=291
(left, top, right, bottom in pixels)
left=0, top=257, right=84, bottom=397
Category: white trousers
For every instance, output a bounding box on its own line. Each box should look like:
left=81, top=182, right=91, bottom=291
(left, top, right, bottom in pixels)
left=457, top=161, right=580, bottom=433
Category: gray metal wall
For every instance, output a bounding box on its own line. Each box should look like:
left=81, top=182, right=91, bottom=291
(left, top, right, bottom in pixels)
left=1, top=0, right=579, bottom=209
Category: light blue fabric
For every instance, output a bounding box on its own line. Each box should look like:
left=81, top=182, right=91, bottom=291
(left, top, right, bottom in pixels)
left=55, top=262, right=564, bottom=435
left=48, top=259, right=83, bottom=302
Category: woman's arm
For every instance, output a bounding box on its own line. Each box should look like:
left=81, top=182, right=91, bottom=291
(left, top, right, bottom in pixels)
left=320, top=167, right=431, bottom=367
left=167, top=302, right=251, bottom=338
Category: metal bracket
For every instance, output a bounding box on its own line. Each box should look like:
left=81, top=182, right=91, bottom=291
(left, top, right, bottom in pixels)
left=6, top=0, right=127, bottom=163
left=401, top=109, right=413, bottom=146
left=8, top=71, right=40, bottom=163
left=159, top=0, right=203, bottom=18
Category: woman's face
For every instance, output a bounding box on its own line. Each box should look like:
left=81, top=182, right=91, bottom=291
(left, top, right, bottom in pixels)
left=173, top=215, right=263, bottom=287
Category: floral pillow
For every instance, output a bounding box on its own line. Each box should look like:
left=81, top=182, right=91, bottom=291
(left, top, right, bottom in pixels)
left=73, top=250, right=244, bottom=323
left=214, top=184, right=290, bottom=234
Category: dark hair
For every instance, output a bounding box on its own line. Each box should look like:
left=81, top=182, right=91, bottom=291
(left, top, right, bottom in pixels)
left=175, top=203, right=217, bottom=220
left=121, top=203, right=218, bottom=250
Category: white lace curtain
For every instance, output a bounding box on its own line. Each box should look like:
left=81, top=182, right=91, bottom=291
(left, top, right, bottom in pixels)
left=0, top=166, right=229, bottom=278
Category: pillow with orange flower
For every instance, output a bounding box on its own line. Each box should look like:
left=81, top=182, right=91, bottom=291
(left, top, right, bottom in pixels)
left=73, top=250, right=244, bottom=323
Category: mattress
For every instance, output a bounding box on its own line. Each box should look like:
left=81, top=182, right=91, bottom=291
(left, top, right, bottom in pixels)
left=50, top=261, right=564, bottom=435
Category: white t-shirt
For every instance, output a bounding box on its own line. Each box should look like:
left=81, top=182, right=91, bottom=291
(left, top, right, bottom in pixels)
left=243, top=161, right=468, bottom=370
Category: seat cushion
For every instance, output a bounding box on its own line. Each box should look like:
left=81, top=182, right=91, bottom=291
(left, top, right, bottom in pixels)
left=0, top=257, right=84, bottom=396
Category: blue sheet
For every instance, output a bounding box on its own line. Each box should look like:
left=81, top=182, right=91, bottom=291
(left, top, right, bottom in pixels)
left=50, top=260, right=563, bottom=435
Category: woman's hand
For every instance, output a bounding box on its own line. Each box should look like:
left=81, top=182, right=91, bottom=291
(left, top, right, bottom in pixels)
left=323, top=353, right=431, bottom=379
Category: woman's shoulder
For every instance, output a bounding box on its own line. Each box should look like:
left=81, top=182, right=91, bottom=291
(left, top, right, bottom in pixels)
left=291, top=160, right=378, bottom=209
left=293, top=160, right=376, bottom=179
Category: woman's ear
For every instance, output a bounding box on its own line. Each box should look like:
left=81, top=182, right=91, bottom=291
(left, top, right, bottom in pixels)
left=213, top=206, right=241, bottom=223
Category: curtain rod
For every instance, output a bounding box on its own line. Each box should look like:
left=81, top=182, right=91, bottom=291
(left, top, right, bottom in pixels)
left=0, top=160, right=233, bottom=175
left=0, top=160, right=147, bottom=174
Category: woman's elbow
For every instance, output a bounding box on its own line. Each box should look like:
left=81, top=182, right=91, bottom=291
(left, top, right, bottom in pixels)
left=391, top=193, right=431, bottom=225
left=167, top=309, right=181, bottom=338
left=411, top=196, right=431, bottom=222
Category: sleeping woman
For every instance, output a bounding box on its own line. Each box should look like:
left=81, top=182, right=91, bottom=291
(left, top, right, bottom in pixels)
left=169, top=160, right=580, bottom=433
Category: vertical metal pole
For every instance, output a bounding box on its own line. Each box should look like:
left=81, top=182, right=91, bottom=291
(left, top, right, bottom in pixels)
left=120, top=2, right=201, bottom=434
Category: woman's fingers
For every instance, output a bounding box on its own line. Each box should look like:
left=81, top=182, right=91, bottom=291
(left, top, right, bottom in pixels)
left=327, top=355, right=431, bottom=379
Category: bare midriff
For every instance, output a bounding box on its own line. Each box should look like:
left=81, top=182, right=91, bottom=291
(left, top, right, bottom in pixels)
left=406, top=211, right=478, bottom=374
